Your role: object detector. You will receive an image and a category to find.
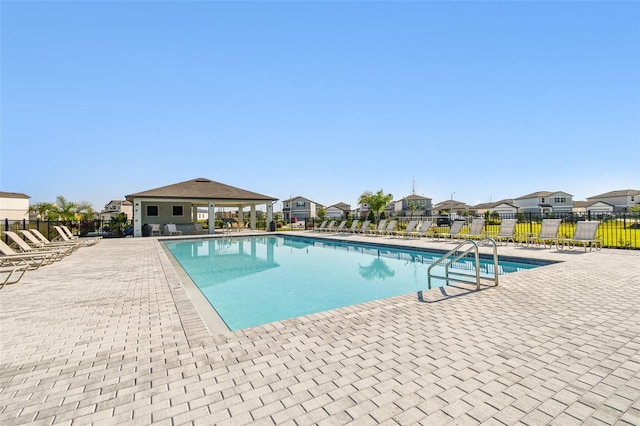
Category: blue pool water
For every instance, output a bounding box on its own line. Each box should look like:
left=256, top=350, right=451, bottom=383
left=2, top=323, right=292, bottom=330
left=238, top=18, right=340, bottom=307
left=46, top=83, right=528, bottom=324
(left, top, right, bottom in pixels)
left=165, top=235, right=541, bottom=331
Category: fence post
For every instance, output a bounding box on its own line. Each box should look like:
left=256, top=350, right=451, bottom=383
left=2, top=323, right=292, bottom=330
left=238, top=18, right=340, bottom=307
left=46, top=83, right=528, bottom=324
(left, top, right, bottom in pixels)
left=22, top=218, right=26, bottom=230
left=4, top=218, right=7, bottom=243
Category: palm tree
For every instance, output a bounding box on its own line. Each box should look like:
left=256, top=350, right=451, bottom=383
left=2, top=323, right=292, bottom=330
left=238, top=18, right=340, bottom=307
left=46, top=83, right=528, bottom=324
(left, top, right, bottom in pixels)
left=358, top=189, right=393, bottom=226
left=55, top=195, right=78, bottom=221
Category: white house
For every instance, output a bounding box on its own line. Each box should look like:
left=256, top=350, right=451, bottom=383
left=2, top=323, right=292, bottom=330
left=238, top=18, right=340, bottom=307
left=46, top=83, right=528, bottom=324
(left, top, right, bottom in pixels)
left=473, top=199, right=517, bottom=217
left=512, top=191, right=573, bottom=214
left=586, top=189, right=640, bottom=212
left=0, top=191, right=30, bottom=221
left=99, top=200, right=133, bottom=221
left=326, top=202, right=351, bottom=219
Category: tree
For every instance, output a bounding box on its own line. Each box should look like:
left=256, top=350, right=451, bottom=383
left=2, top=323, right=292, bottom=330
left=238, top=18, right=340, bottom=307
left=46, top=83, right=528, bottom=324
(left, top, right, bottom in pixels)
left=318, top=207, right=327, bottom=221
left=55, top=195, right=78, bottom=221
left=32, top=202, right=58, bottom=220
left=358, top=189, right=393, bottom=225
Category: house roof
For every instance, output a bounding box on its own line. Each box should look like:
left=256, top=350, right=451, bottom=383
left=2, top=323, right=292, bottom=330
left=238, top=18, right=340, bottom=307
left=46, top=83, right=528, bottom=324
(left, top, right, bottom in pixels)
left=125, top=178, right=277, bottom=202
left=573, top=200, right=615, bottom=208
left=402, top=194, right=432, bottom=201
left=515, top=191, right=573, bottom=200
left=0, top=191, right=30, bottom=199
left=472, top=199, right=515, bottom=209
left=432, top=200, right=470, bottom=210
left=328, top=202, right=351, bottom=210
left=586, top=189, right=640, bottom=199
left=282, top=195, right=324, bottom=207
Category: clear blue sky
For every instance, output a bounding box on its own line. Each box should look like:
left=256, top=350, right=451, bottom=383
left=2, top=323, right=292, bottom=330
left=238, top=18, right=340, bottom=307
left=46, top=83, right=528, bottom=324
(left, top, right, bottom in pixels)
left=2, top=1, right=639, bottom=212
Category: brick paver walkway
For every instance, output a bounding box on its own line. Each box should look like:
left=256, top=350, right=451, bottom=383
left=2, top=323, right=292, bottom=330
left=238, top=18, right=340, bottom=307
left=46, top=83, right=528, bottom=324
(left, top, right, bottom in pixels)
left=1, top=233, right=639, bottom=425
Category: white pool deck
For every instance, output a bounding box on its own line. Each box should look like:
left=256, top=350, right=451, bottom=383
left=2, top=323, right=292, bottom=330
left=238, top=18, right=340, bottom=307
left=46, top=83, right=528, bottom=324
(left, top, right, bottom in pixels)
left=1, top=231, right=639, bottom=425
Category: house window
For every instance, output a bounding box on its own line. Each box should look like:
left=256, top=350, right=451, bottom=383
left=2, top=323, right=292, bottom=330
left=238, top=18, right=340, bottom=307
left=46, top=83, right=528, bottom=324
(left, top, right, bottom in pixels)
left=540, top=198, right=546, bottom=203
left=554, top=197, right=566, bottom=203
left=147, top=205, right=159, bottom=217
left=172, top=205, right=183, bottom=216
left=296, top=201, right=305, bottom=208
left=632, top=196, right=635, bottom=202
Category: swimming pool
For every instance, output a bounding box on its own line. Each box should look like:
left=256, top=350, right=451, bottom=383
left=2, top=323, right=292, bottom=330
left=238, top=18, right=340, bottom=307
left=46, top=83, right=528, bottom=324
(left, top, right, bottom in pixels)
left=165, top=235, right=542, bottom=331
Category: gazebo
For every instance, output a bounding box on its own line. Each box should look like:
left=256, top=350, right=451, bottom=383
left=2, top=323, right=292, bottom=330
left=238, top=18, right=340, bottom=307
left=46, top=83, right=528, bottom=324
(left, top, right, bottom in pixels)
left=125, top=178, right=278, bottom=237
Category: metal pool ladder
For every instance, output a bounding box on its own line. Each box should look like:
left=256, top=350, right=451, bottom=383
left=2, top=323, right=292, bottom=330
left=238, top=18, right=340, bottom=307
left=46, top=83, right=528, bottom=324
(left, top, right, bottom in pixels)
left=426, top=238, right=499, bottom=291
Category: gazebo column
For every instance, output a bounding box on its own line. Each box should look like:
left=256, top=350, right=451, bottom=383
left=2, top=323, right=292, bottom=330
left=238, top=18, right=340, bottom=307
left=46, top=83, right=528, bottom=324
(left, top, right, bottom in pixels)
left=192, top=205, right=198, bottom=224
left=250, top=205, right=256, bottom=229
left=133, top=198, right=142, bottom=237
left=208, top=202, right=216, bottom=234
left=238, top=207, right=245, bottom=229
left=266, top=202, right=273, bottom=229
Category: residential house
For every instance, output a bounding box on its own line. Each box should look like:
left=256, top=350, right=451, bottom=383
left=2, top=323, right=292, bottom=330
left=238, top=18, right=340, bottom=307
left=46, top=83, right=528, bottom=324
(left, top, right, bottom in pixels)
left=512, top=191, right=573, bottom=215
left=326, top=202, right=351, bottom=219
left=572, top=200, right=614, bottom=218
left=282, top=196, right=322, bottom=222
left=473, top=199, right=517, bottom=218
left=432, top=199, right=474, bottom=217
left=393, top=195, right=433, bottom=217
left=586, top=189, right=640, bottom=213
left=99, top=200, right=133, bottom=222
left=0, top=191, right=30, bottom=221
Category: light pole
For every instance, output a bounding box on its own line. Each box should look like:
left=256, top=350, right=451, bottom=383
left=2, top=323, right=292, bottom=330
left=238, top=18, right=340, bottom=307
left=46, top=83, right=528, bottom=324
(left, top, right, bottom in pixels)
left=450, top=192, right=455, bottom=223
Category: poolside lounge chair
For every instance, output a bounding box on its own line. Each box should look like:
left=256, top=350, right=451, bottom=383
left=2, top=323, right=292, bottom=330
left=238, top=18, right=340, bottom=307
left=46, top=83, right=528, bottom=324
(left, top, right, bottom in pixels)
left=559, top=221, right=601, bottom=251
left=341, top=220, right=360, bottom=233
left=0, top=239, right=60, bottom=268
left=314, top=220, right=328, bottom=231
left=60, top=225, right=102, bottom=244
left=488, top=219, right=517, bottom=245
left=366, top=219, right=387, bottom=236
left=455, top=218, right=486, bottom=241
left=354, top=220, right=371, bottom=234
left=53, top=226, right=100, bottom=246
left=165, top=224, right=183, bottom=236
left=19, top=230, right=81, bottom=252
left=333, top=221, right=348, bottom=232
left=432, top=220, right=465, bottom=240
left=0, top=264, right=29, bottom=289
left=391, top=220, right=417, bottom=237
left=377, top=220, right=397, bottom=236
left=528, top=219, right=562, bottom=249
left=410, top=220, right=433, bottom=238
left=320, top=220, right=336, bottom=232
left=150, top=224, right=161, bottom=236
left=5, top=231, right=72, bottom=258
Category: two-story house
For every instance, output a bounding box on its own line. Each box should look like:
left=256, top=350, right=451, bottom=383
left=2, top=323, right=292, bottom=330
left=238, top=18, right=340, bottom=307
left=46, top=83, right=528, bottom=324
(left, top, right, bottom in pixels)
left=283, top=196, right=322, bottom=222
left=326, top=202, right=351, bottom=219
left=586, top=189, right=640, bottom=213
left=432, top=199, right=473, bottom=217
left=512, top=191, right=573, bottom=215
left=472, top=199, right=517, bottom=217
left=393, top=195, right=433, bottom=217
left=99, top=200, right=133, bottom=221
left=0, top=191, right=30, bottom=221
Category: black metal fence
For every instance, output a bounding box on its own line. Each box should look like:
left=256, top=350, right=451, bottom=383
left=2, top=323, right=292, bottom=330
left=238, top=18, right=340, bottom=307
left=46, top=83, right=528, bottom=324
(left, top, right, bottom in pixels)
left=3, top=213, right=639, bottom=249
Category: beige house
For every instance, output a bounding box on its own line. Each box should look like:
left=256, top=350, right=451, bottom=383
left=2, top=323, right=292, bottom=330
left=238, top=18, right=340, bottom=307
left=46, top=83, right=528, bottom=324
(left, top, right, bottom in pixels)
left=282, top=196, right=322, bottom=222
left=99, top=200, right=133, bottom=221
left=586, top=189, right=640, bottom=212
left=0, top=191, right=30, bottom=221
left=125, top=178, right=277, bottom=237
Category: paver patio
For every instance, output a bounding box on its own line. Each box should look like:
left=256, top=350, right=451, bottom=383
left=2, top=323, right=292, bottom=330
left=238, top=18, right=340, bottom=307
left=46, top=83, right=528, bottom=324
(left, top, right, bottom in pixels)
left=1, top=232, right=639, bottom=425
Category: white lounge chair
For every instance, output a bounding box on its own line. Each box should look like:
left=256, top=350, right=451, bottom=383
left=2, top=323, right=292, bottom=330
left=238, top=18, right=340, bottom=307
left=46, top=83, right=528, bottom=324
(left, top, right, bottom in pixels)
left=314, top=220, right=328, bottom=231
left=150, top=224, right=162, bottom=236
left=455, top=218, right=486, bottom=241
left=376, top=220, right=397, bottom=236
left=165, top=224, right=183, bottom=236
left=5, top=231, right=71, bottom=258
left=320, top=220, right=336, bottom=232
left=0, top=264, right=29, bottom=289
left=391, top=220, right=417, bottom=237
left=432, top=220, right=465, bottom=240
left=0, top=239, right=60, bottom=268
left=354, top=220, right=371, bottom=234
left=333, top=221, right=348, bottom=232
left=367, top=219, right=387, bottom=236
left=60, top=225, right=102, bottom=245
left=560, top=221, right=601, bottom=251
left=411, top=221, right=433, bottom=238
left=487, top=219, right=517, bottom=245
left=19, top=230, right=81, bottom=252
left=528, top=219, right=562, bottom=249
left=341, top=220, right=360, bottom=233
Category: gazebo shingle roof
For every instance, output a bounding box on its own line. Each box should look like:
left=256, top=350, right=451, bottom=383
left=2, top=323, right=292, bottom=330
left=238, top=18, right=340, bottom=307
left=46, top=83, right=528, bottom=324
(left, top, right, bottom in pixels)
left=126, top=178, right=276, bottom=201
